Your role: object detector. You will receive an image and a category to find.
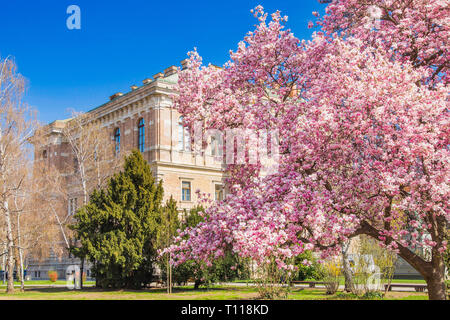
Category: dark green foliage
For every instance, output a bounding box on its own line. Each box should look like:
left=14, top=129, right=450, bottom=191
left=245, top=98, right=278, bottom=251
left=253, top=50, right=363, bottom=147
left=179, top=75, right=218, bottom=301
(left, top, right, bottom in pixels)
left=184, top=205, right=204, bottom=228
left=157, top=196, right=180, bottom=250
left=362, top=291, right=384, bottom=299
left=160, top=206, right=250, bottom=288
left=156, top=196, right=181, bottom=285
left=336, top=291, right=383, bottom=300
left=70, top=150, right=164, bottom=289
left=162, top=250, right=249, bottom=289
left=205, top=249, right=250, bottom=284
left=293, top=251, right=324, bottom=281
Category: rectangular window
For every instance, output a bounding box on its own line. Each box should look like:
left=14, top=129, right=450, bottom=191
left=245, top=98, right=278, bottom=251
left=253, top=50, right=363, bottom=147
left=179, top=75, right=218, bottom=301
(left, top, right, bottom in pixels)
left=68, top=199, right=72, bottom=216
left=178, top=117, right=191, bottom=151
left=184, top=127, right=191, bottom=151
left=211, top=137, right=217, bottom=156
left=138, top=119, right=145, bottom=153
left=178, top=121, right=184, bottom=151
left=68, top=198, right=78, bottom=216
left=215, top=184, right=224, bottom=201
left=181, top=181, right=191, bottom=202
left=73, top=157, right=79, bottom=173
left=210, top=136, right=223, bottom=157
left=114, top=128, right=121, bottom=156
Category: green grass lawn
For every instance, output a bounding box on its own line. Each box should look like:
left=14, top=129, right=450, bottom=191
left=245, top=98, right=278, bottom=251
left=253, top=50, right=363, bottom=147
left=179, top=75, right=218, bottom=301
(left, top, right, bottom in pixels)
left=301, top=277, right=428, bottom=285
left=0, top=285, right=429, bottom=300
left=0, top=280, right=95, bottom=286
left=233, top=277, right=429, bottom=285
left=4, top=278, right=433, bottom=288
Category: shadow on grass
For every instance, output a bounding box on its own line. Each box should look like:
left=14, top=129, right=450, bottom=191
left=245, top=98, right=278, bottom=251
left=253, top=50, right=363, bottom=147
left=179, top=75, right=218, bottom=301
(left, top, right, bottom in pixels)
left=20, top=285, right=251, bottom=295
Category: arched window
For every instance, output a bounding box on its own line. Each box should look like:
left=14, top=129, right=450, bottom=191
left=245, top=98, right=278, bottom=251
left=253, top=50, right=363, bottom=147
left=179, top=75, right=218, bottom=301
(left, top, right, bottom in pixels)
left=42, top=150, right=48, bottom=159
left=138, top=118, right=145, bottom=153
left=178, top=117, right=191, bottom=151
left=114, top=128, right=121, bottom=155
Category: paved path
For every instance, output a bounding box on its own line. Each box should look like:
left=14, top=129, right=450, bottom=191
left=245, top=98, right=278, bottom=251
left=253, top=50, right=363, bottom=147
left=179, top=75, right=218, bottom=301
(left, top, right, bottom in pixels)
left=218, top=282, right=426, bottom=292
left=0, top=283, right=95, bottom=288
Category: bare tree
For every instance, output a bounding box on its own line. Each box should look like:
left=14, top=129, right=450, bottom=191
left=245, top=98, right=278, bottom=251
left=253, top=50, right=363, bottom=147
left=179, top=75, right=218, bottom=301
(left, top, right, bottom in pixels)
left=0, top=56, right=38, bottom=293
left=61, top=110, right=123, bottom=288
left=63, top=111, right=123, bottom=202
left=9, top=158, right=67, bottom=291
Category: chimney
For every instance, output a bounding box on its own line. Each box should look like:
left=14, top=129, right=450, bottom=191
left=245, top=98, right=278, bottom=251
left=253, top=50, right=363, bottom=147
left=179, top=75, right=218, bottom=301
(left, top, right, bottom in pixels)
left=142, top=78, right=152, bottom=85
left=153, top=72, right=164, bottom=80
left=181, top=59, right=189, bottom=70
left=110, top=92, right=123, bottom=100
left=164, top=65, right=178, bottom=77
left=131, top=85, right=138, bottom=91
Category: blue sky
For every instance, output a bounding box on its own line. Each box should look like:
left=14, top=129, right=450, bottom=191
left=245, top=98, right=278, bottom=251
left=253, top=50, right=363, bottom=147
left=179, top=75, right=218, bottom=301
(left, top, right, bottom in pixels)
left=1, top=1, right=325, bottom=124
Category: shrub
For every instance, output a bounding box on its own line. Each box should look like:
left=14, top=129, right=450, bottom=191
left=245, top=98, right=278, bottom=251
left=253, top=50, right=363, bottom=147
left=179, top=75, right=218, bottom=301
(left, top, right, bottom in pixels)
left=254, top=259, right=292, bottom=300
left=362, top=291, right=383, bottom=300
left=351, top=236, right=396, bottom=296
left=293, top=251, right=324, bottom=281
left=160, top=206, right=251, bottom=289
left=322, top=260, right=341, bottom=295
left=70, top=151, right=164, bottom=289
left=48, top=271, right=58, bottom=282
left=335, top=292, right=359, bottom=300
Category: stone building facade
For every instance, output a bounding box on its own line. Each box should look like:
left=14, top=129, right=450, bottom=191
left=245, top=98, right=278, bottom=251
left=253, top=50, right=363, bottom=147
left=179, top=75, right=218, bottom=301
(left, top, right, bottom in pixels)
left=28, top=61, right=227, bottom=280
left=27, top=61, right=421, bottom=281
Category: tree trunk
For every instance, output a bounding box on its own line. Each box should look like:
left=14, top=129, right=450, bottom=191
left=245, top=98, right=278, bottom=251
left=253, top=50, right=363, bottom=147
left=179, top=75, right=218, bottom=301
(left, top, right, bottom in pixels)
left=166, top=255, right=170, bottom=294
left=358, top=220, right=448, bottom=300
left=4, top=201, right=15, bottom=293
left=169, top=255, right=173, bottom=294
left=14, top=248, right=22, bottom=285
left=18, top=247, right=25, bottom=292
left=341, top=241, right=354, bottom=292
left=51, top=204, right=70, bottom=250
left=426, top=272, right=447, bottom=300
left=394, top=250, right=447, bottom=300
left=80, top=164, right=88, bottom=206
left=2, top=243, right=6, bottom=284
left=16, top=211, right=24, bottom=292
left=80, top=258, right=84, bottom=289
left=426, top=250, right=447, bottom=300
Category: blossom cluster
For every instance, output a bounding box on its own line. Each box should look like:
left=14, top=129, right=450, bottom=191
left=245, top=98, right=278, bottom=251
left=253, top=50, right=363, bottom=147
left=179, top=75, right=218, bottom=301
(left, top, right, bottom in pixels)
left=165, top=3, right=449, bottom=270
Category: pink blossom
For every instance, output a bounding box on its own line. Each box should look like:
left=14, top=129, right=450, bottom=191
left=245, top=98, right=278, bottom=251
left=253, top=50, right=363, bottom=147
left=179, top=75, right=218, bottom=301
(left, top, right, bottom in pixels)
left=166, top=4, right=449, bottom=282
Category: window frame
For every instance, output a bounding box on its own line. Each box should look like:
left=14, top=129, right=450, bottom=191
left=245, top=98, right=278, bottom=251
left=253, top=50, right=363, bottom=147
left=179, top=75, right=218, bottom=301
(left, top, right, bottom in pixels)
left=68, top=198, right=78, bottom=216
left=178, top=117, right=191, bottom=152
left=214, top=183, right=224, bottom=201
left=181, top=181, right=192, bottom=202
left=138, top=118, right=145, bottom=153
left=114, top=128, right=121, bottom=155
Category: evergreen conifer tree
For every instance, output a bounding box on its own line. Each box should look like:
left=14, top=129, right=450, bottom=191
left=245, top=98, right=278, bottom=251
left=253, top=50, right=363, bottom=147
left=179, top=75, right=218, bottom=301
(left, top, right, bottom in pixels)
left=71, top=150, right=163, bottom=289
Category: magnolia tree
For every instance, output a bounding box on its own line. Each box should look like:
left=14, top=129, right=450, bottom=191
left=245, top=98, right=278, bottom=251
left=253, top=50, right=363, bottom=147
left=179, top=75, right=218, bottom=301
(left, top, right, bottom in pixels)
left=166, top=2, right=449, bottom=300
